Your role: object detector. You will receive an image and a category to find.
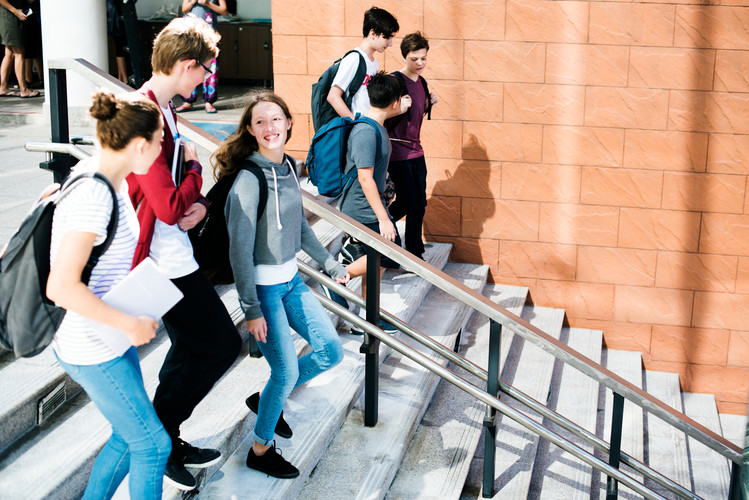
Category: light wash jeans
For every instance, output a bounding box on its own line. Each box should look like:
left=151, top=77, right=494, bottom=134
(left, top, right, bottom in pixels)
left=253, top=273, right=344, bottom=445
left=56, top=347, right=171, bottom=500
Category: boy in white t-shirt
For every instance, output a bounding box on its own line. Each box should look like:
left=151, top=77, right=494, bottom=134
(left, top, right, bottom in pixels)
left=326, top=7, right=399, bottom=118
left=127, top=17, right=242, bottom=492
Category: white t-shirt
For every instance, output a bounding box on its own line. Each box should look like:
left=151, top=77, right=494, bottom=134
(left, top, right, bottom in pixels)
left=50, top=171, right=141, bottom=365
left=149, top=104, right=199, bottom=279
left=332, top=48, right=379, bottom=115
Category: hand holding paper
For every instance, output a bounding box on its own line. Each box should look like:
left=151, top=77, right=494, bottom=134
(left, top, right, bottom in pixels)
left=91, top=258, right=183, bottom=352
left=127, top=316, right=159, bottom=346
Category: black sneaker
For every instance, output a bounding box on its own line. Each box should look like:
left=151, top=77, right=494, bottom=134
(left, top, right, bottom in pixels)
left=245, top=392, right=293, bottom=439
left=172, top=438, right=221, bottom=469
left=164, top=461, right=196, bottom=491
left=340, top=235, right=366, bottom=266
left=246, top=442, right=300, bottom=479
left=321, top=280, right=349, bottom=310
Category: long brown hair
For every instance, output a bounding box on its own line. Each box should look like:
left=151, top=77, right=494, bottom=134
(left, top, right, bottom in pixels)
left=211, top=90, right=294, bottom=181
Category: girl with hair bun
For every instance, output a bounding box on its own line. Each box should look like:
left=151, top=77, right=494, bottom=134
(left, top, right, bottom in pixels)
left=46, top=90, right=170, bottom=499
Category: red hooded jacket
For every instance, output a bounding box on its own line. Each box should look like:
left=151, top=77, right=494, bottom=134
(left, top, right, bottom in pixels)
left=127, top=82, right=208, bottom=268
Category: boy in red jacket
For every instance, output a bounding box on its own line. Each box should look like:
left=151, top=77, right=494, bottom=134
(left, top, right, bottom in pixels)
left=127, top=17, right=241, bottom=491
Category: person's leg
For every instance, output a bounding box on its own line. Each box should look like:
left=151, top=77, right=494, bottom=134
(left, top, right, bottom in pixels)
left=387, top=159, right=411, bottom=222
left=203, top=58, right=217, bottom=112
left=0, top=47, right=13, bottom=94
left=154, top=270, right=241, bottom=439
left=56, top=348, right=171, bottom=500
left=176, top=86, right=198, bottom=111
left=283, top=274, right=343, bottom=387
left=403, top=157, right=427, bottom=257
left=10, top=46, right=30, bottom=96
left=245, top=281, right=301, bottom=479
left=252, top=281, right=299, bottom=448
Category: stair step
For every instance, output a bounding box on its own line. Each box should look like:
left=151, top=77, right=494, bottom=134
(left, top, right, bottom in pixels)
left=719, top=413, right=747, bottom=449
left=599, top=350, right=645, bottom=499
left=682, top=392, right=731, bottom=499
left=529, top=327, right=603, bottom=500
left=460, top=304, right=566, bottom=498
left=386, top=284, right=530, bottom=500
left=296, top=263, right=489, bottom=500
left=643, top=371, right=690, bottom=495
left=198, top=260, right=485, bottom=499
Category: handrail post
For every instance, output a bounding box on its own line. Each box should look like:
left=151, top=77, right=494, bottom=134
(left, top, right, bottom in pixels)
left=728, top=461, right=743, bottom=499
left=46, top=68, right=76, bottom=183
left=482, top=319, right=501, bottom=497
left=607, top=392, right=625, bottom=500
left=360, top=246, right=381, bottom=427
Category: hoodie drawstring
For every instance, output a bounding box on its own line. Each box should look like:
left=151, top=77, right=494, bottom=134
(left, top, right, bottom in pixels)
left=269, top=157, right=301, bottom=231
left=270, top=166, right=283, bottom=230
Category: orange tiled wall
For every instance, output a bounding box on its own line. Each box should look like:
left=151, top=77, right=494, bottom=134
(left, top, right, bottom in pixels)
left=271, top=0, right=749, bottom=414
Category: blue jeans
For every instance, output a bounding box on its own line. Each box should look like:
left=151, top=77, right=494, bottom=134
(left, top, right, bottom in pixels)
left=253, top=273, right=343, bottom=445
left=56, top=347, right=171, bottom=500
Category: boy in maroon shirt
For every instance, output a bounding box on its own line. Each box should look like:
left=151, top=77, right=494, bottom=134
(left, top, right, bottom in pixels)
left=384, top=32, right=438, bottom=259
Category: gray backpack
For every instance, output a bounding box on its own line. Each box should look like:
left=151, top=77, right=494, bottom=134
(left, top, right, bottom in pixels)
left=0, top=173, right=118, bottom=357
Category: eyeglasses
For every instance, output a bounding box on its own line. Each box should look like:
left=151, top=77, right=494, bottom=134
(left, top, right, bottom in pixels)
left=196, top=60, right=213, bottom=75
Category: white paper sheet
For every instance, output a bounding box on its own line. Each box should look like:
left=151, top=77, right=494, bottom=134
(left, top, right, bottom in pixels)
left=92, top=258, right=183, bottom=352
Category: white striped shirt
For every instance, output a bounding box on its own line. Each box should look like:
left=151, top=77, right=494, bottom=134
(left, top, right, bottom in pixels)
left=50, top=173, right=140, bottom=365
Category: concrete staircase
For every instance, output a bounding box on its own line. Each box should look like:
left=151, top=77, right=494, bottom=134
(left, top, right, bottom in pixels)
left=0, top=197, right=745, bottom=500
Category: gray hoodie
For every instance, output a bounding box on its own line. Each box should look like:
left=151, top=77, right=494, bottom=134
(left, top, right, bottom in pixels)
left=225, top=151, right=347, bottom=321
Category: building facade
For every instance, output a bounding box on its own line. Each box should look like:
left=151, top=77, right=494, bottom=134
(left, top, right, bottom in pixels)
left=272, top=0, right=749, bottom=414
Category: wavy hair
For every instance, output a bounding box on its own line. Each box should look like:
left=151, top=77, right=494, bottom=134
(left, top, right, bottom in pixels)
left=211, top=90, right=293, bottom=181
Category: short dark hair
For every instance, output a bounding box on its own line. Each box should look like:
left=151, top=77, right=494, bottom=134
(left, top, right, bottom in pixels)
left=362, top=7, right=399, bottom=38
left=367, top=71, right=406, bottom=109
left=400, top=32, right=429, bottom=58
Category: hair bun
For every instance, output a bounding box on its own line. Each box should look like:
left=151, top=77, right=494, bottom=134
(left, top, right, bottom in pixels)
left=89, top=90, right=118, bottom=121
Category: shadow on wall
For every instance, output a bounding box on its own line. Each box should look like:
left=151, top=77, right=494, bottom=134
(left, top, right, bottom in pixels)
left=424, top=134, right=495, bottom=270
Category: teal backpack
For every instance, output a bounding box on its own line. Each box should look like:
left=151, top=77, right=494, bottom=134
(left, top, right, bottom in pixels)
left=305, top=114, right=381, bottom=199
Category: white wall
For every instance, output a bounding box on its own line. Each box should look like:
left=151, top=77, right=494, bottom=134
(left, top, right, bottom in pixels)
left=41, top=0, right=108, bottom=108
left=135, top=0, right=271, bottom=20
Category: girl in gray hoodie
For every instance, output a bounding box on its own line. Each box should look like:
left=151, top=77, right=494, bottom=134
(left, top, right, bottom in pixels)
left=214, top=91, right=349, bottom=479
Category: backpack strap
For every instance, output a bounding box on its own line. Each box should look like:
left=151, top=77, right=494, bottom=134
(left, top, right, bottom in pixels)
left=58, top=172, right=119, bottom=284
left=239, top=159, right=268, bottom=221
left=341, top=50, right=368, bottom=103
left=392, top=71, right=431, bottom=120
left=419, top=75, right=432, bottom=120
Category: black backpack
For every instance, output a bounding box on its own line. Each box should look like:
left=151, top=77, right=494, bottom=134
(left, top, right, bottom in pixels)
left=189, top=160, right=268, bottom=285
left=310, top=50, right=367, bottom=132
left=0, top=172, right=118, bottom=358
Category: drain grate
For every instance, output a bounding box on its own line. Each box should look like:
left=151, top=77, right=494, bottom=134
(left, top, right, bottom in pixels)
left=37, top=382, right=66, bottom=425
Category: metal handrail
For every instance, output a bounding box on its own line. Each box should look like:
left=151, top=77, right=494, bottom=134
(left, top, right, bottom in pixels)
left=25, top=142, right=91, bottom=161
left=45, top=57, right=741, bottom=494
left=310, top=287, right=670, bottom=500
left=299, top=191, right=742, bottom=465
left=299, top=262, right=701, bottom=500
